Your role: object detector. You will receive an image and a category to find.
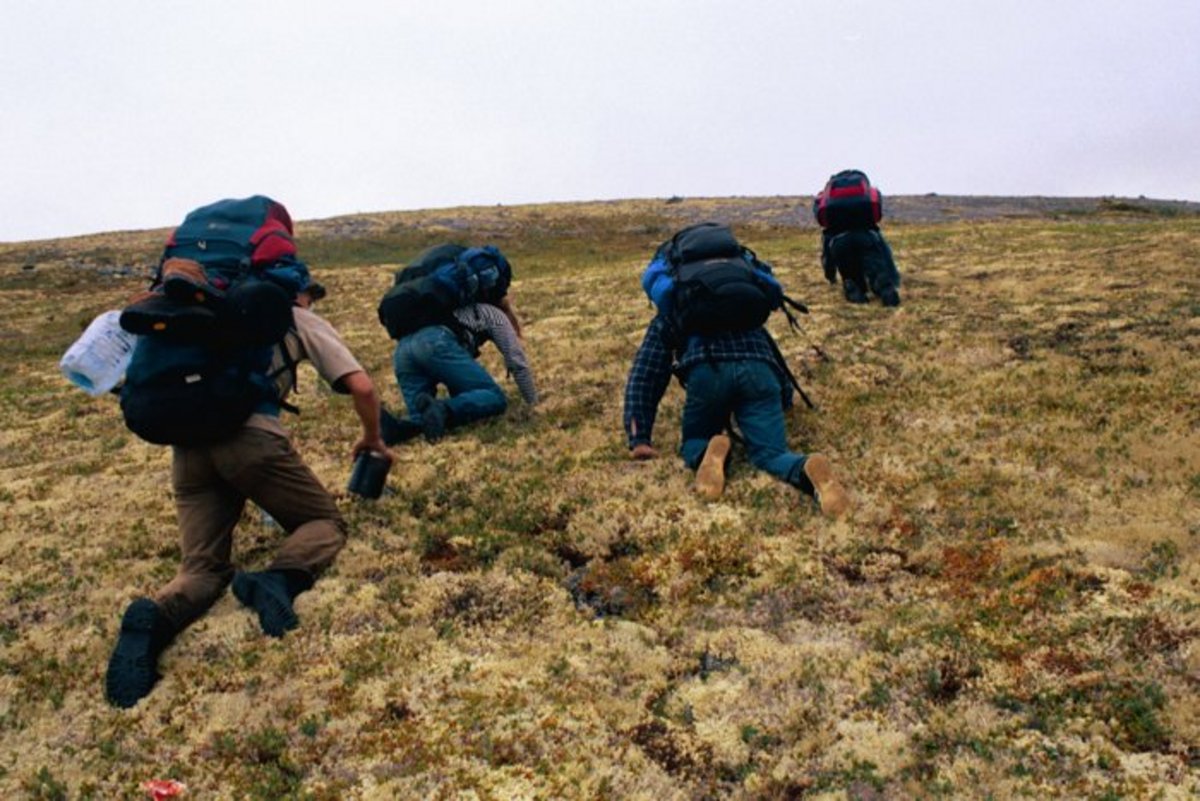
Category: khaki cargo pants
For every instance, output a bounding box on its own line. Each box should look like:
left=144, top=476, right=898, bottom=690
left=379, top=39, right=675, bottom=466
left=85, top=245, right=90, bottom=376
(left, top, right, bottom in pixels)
left=153, top=426, right=346, bottom=628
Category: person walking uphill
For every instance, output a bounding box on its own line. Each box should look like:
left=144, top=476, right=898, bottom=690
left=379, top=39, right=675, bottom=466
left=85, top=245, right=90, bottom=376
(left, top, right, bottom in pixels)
left=623, top=222, right=850, bottom=516
left=377, top=244, right=538, bottom=444
left=104, top=196, right=390, bottom=708
left=813, top=169, right=902, bottom=306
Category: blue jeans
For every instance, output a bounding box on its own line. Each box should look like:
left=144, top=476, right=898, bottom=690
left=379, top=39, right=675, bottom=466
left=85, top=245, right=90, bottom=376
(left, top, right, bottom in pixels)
left=679, top=360, right=806, bottom=487
left=392, top=326, right=507, bottom=428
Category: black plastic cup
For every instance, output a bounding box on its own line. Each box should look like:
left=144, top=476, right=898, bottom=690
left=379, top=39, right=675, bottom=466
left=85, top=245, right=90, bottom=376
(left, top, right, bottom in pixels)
left=348, top=451, right=391, bottom=499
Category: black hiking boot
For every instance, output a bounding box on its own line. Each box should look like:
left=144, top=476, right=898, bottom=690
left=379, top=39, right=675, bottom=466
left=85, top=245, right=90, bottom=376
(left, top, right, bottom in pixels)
left=843, top=280, right=869, bottom=304
left=232, top=569, right=311, bottom=637
left=380, top=406, right=422, bottom=446
left=798, top=454, right=851, bottom=518
left=414, top=393, right=449, bottom=442
left=105, top=597, right=175, bottom=708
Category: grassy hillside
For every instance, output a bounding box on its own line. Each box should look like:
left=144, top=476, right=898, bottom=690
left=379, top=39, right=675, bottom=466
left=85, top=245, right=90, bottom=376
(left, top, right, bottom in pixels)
left=0, top=198, right=1197, bottom=799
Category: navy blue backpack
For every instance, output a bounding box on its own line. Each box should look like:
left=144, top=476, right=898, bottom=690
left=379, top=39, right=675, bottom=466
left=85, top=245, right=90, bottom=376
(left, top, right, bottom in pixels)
left=118, top=197, right=307, bottom=446
left=377, top=244, right=512, bottom=340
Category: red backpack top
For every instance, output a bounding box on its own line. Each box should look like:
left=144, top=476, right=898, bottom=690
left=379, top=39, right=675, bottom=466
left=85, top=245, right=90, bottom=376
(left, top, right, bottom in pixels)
left=813, top=170, right=883, bottom=230
left=161, top=196, right=298, bottom=290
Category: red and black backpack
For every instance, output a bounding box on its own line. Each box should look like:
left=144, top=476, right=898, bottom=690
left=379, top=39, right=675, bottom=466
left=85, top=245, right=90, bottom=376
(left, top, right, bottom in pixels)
left=813, top=169, right=883, bottom=231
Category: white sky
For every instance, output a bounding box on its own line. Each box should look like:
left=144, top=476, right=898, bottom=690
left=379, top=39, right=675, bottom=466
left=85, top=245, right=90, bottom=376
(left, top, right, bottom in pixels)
left=2, top=0, right=1197, bottom=242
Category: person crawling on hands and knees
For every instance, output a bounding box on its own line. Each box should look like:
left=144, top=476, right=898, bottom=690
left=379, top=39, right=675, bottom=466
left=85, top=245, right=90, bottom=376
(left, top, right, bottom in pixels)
left=624, top=222, right=850, bottom=516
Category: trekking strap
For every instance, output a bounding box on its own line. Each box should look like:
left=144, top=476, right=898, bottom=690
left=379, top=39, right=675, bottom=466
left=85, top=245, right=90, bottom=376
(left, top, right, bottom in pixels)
left=780, top=294, right=809, bottom=333
left=266, top=326, right=302, bottom=416
left=767, top=332, right=816, bottom=411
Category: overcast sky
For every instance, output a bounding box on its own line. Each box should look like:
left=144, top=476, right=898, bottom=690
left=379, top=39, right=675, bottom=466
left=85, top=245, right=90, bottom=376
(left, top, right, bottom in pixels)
left=2, top=1, right=1197, bottom=242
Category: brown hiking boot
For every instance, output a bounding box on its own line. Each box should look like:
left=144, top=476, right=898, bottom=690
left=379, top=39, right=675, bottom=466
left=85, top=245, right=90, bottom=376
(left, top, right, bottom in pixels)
left=161, top=257, right=221, bottom=302
left=803, top=453, right=850, bottom=518
left=696, top=434, right=731, bottom=501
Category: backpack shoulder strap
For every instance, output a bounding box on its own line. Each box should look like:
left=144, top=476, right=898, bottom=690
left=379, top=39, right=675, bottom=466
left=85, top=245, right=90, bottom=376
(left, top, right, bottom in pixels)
left=265, top=325, right=302, bottom=416
left=765, top=332, right=816, bottom=410
left=779, top=294, right=809, bottom=332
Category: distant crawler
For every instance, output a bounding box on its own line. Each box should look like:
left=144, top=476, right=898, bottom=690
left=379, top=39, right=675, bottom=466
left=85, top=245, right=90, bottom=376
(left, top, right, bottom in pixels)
left=813, top=169, right=902, bottom=307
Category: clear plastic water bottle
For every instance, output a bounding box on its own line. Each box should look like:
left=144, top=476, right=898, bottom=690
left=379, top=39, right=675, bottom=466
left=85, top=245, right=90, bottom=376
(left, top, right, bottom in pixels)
left=59, top=310, right=138, bottom=396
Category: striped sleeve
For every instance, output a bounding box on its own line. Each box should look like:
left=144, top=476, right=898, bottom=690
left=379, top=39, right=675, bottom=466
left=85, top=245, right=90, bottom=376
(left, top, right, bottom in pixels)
left=455, top=304, right=539, bottom=405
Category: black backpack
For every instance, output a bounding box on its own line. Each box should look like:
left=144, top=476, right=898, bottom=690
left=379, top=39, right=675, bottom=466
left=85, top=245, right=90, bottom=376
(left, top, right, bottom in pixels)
left=119, top=335, right=291, bottom=447
left=655, top=223, right=805, bottom=337
left=377, top=244, right=512, bottom=340
left=117, top=198, right=305, bottom=446
left=643, top=223, right=815, bottom=408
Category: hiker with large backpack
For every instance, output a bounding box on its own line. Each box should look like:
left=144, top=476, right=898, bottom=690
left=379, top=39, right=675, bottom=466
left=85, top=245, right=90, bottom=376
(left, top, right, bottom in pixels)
left=623, top=222, right=849, bottom=516
left=812, top=169, right=902, bottom=306
left=376, top=243, right=538, bottom=444
left=105, top=196, right=391, bottom=709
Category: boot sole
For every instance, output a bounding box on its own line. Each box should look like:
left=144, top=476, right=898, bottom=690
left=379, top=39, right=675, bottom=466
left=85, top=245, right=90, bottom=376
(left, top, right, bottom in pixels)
left=804, top=454, right=851, bottom=518
left=696, top=434, right=731, bottom=501
left=105, top=600, right=162, bottom=708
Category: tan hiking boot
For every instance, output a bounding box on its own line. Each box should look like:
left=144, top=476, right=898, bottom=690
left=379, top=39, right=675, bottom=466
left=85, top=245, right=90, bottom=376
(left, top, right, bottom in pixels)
left=695, top=434, right=732, bottom=501
left=803, top=453, right=850, bottom=518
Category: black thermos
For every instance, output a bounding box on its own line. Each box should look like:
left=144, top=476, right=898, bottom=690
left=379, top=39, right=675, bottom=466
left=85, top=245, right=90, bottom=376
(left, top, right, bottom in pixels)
left=347, top=451, right=391, bottom=499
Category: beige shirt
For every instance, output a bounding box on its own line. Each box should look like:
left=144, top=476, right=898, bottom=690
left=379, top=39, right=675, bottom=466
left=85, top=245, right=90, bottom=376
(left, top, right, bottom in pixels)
left=245, top=306, right=364, bottom=437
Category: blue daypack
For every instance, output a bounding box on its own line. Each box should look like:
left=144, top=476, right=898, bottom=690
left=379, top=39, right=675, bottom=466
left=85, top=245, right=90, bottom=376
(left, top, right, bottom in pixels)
left=121, top=196, right=310, bottom=343
left=378, top=244, right=513, bottom=340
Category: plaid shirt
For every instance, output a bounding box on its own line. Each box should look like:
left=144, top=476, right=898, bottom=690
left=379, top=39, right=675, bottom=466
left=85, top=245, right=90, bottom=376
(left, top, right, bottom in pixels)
left=622, top=315, right=792, bottom=448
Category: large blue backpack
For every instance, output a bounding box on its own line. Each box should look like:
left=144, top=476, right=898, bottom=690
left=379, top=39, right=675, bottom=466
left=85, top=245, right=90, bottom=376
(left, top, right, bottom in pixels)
left=118, top=197, right=307, bottom=446
left=642, top=223, right=805, bottom=336
left=377, top=244, right=512, bottom=340
left=161, top=195, right=300, bottom=292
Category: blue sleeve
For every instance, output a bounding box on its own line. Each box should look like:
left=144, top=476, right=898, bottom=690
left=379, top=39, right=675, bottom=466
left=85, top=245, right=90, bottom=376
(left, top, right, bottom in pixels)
left=640, top=254, right=674, bottom=314
left=754, top=260, right=782, bottom=291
